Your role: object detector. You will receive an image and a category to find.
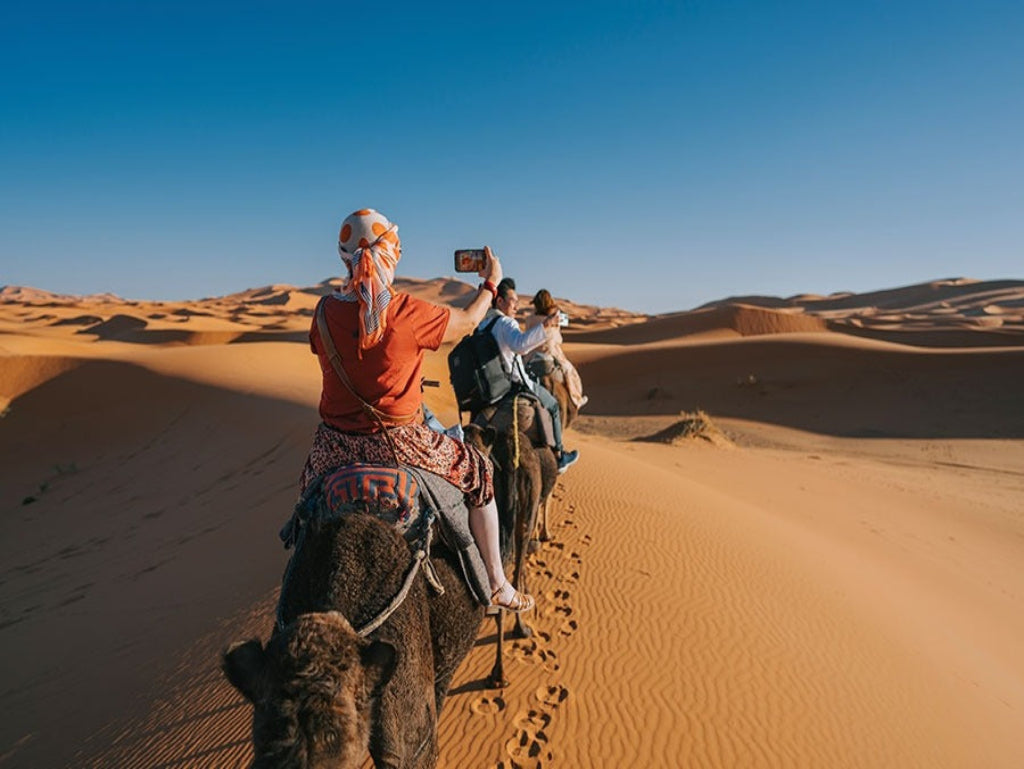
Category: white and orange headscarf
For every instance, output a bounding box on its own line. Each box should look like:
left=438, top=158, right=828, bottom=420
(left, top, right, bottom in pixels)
left=337, top=208, right=402, bottom=349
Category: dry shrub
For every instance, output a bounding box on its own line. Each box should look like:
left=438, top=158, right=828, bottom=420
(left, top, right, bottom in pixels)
left=636, top=409, right=732, bottom=448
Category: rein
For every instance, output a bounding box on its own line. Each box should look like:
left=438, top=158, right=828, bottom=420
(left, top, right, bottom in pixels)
left=276, top=504, right=444, bottom=638
left=339, top=518, right=436, bottom=638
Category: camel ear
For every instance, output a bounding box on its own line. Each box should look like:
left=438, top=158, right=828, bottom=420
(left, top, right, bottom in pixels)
left=360, top=640, right=397, bottom=692
left=223, top=639, right=271, bottom=704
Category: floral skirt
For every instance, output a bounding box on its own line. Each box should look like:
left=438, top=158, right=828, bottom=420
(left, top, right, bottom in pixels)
left=300, top=422, right=494, bottom=507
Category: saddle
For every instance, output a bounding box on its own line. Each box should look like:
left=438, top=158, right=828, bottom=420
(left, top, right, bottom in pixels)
left=280, top=464, right=491, bottom=607
left=473, top=388, right=556, bottom=450
left=525, top=352, right=565, bottom=385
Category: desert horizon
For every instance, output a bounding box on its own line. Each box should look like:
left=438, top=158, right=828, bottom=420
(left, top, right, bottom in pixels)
left=2, top=274, right=1024, bottom=767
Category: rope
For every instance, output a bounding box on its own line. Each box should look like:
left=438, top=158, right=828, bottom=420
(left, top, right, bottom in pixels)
left=353, top=512, right=438, bottom=637
left=511, top=394, right=521, bottom=470
left=277, top=500, right=443, bottom=637
left=352, top=553, right=425, bottom=637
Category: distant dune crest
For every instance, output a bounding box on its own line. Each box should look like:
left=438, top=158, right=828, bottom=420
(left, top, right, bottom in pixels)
left=2, top=276, right=1022, bottom=348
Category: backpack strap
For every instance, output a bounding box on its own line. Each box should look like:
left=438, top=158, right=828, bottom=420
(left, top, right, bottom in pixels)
left=481, top=315, right=511, bottom=375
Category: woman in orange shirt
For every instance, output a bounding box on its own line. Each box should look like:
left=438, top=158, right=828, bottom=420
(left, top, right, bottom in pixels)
left=300, top=209, right=532, bottom=613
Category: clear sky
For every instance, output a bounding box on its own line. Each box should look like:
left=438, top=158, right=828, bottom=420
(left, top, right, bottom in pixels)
left=2, top=1, right=1022, bottom=313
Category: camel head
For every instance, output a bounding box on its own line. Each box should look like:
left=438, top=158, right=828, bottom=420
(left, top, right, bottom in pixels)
left=462, top=423, right=496, bottom=455
left=223, top=612, right=396, bottom=768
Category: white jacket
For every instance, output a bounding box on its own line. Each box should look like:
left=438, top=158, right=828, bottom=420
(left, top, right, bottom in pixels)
left=479, top=308, right=547, bottom=392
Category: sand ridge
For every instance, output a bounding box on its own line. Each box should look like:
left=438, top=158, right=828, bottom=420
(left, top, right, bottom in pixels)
left=2, top=276, right=1023, bottom=768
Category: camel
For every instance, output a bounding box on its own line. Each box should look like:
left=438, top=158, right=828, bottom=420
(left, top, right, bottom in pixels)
left=223, top=508, right=486, bottom=769
left=465, top=396, right=558, bottom=673
left=537, top=368, right=578, bottom=432
left=222, top=402, right=555, bottom=766
left=520, top=372, right=574, bottom=544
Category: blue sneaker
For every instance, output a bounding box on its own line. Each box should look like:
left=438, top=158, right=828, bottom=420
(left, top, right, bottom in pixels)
left=557, top=449, right=579, bottom=474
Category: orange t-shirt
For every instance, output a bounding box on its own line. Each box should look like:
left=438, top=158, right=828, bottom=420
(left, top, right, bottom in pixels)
left=311, top=293, right=451, bottom=433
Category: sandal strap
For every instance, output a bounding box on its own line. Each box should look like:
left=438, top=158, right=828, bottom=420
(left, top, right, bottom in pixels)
left=491, top=582, right=535, bottom=613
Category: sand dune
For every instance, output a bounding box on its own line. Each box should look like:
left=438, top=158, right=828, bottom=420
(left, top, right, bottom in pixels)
left=2, top=276, right=1023, bottom=768
left=570, top=304, right=828, bottom=345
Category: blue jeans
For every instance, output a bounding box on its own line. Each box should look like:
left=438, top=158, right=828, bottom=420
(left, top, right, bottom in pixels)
left=532, top=382, right=563, bottom=454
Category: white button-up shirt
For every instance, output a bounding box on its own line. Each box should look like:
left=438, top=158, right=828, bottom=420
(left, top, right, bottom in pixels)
left=479, top=308, right=548, bottom=392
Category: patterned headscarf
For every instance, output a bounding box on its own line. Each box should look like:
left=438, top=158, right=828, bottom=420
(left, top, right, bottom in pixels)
left=337, top=208, right=402, bottom=349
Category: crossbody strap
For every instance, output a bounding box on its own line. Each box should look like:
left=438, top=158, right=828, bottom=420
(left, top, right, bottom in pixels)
left=315, top=297, right=417, bottom=460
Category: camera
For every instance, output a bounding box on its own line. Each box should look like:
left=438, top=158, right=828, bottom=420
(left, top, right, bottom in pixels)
left=454, top=249, right=487, bottom=273
left=558, top=311, right=569, bottom=327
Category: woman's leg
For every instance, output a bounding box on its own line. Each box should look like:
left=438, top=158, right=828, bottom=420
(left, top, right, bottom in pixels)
left=468, top=498, right=505, bottom=591
left=561, top=358, right=586, bottom=407
left=469, top=498, right=534, bottom=611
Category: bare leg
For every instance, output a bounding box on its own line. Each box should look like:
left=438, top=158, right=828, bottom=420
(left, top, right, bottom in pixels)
left=469, top=498, right=508, bottom=593
left=469, top=499, right=532, bottom=609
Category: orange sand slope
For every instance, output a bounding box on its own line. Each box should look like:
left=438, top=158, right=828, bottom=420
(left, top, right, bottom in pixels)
left=1, top=276, right=1023, bottom=768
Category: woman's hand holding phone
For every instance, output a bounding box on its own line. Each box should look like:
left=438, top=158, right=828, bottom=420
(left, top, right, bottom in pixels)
left=479, top=246, right=502, bottom=285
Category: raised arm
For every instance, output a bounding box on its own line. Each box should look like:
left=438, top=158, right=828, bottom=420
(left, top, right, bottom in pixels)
left=442, top=247, right=503, bottom=343
left=494, top=315, right=548, bottom=355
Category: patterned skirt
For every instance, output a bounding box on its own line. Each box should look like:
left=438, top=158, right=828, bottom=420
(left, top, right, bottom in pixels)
left=300, top=422, right=494, bottom=507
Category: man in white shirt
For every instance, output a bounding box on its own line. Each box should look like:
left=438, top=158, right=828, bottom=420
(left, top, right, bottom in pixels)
left=482, top=278, right=579, bottom=474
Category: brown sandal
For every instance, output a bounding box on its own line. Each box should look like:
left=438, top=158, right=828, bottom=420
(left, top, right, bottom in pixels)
left=490, top=581, right=535, bottom=613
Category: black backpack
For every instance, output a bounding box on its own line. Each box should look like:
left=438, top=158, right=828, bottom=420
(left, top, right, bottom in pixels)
left=448, top=316, right=511, bottom=415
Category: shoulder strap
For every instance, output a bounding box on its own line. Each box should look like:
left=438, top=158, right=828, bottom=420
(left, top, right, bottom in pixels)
left=316, top=297, right=370, bottom=409
left=314, top=298, right=417, bottom=460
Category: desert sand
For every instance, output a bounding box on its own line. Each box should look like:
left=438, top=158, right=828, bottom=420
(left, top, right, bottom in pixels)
left=1, top=277, right=1023, bottom=768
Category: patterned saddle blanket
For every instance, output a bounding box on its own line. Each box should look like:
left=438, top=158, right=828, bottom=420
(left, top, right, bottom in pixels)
left=280, top=463, right=490, bottom=606
left=322, top=463, right=421, bottom=536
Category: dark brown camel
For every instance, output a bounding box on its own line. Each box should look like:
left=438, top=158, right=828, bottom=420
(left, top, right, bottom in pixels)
left=222, top=406, right=554, bottom=765
left=532, top=371, right=575, bottom=542
left=223, top=510, right=486, bottom=769
left=465, top=396, right=557, bottom=679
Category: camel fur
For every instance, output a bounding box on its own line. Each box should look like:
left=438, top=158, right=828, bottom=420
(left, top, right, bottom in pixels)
left=223, top=510, right=485, bottom=769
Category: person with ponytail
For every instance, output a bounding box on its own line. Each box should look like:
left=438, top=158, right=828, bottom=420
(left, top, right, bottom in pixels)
left=299, top=208, right=534, bottom=613
left=525, top=289, right=588, bottom=410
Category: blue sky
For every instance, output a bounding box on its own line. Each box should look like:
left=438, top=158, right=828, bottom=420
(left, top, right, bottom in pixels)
left=2, top=1, right=1022, bottom=313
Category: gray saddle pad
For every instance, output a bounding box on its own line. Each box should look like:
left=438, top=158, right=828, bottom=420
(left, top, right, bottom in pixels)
left=405, top=467, right=490, bottom=606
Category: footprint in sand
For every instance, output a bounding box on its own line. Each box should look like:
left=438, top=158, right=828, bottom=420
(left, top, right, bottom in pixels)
left=504, top=728, right=553, bottom=765
left=543, top=603, right=572, bottom=620
left=530, top=558, right=555, bottom=580
left=508, top=639, right=540, bottom=665
left=515, top=709, right=553, bottom=731
left=534, top=684, right=569, bottom=708
left=538, top=648, right=560, bottom=673
left=580, top=533, right=592, bottom=546
left=558, top=619, right=578, bottom=638
left=557, top=570, right=580, bottom=585
left=469, top=695, right=506, bottom=715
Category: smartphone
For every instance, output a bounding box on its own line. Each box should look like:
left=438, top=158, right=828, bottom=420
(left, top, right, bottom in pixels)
left=454, top=249, right=487, bottom=273
left=558, top=311, right=569, bottom=327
